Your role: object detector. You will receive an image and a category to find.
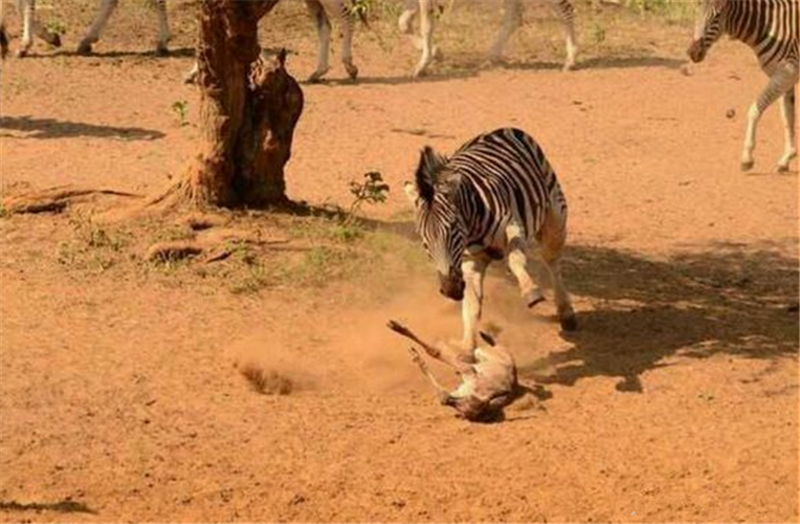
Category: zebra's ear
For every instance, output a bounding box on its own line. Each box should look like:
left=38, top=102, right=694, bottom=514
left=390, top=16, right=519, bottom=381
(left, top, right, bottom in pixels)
left=414, top=146, right=444, bottom=205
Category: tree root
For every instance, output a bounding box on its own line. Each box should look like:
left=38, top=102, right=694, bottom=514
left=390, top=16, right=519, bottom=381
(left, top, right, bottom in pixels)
left=1, top=186, right=142, bottom=215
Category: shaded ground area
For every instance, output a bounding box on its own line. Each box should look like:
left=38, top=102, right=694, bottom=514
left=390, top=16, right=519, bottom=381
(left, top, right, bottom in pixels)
left=0, top=1, right=798, bottom=522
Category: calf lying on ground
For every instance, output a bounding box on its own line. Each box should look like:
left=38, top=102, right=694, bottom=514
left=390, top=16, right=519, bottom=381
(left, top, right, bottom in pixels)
left=387, top=320, right=527, bottom=422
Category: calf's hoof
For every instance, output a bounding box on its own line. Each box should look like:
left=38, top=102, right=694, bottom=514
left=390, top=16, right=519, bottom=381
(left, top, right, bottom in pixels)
left=559, top=313, right=578, bottom=332
left=525, top=290, right=546, bottom=309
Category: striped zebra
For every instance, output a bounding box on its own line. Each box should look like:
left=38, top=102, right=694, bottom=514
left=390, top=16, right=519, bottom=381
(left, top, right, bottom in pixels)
left=399, top=0, right=578, bottom=77
left=688, top=0, right=799, bottom=172
left=404, top=128, right=577, bottom=357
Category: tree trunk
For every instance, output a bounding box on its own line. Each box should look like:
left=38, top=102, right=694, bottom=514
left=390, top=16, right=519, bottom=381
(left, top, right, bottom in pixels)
left=183, top=0, right=304, bottom=208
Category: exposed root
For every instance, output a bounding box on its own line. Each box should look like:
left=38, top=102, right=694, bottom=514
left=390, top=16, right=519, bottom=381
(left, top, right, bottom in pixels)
left=1, top=186, right=142, bottom=215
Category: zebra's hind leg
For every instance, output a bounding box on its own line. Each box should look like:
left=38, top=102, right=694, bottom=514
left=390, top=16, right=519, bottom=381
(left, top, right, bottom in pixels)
left=777, top=87, right=797, bottom=173
left=337, top=1, right=358, bottom=80
left=460, top=256, right=488, bottom=359
left=742, top=65, right=797, bottom=171
left=153, top=0, right=170, bottom=56
left=505, top=222, right=545, bottom=308
left=539, top=209, right=576, bottom=332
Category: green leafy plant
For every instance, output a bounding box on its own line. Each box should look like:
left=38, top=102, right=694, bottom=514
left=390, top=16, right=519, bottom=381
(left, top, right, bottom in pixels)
left=171, top=100, right=189, bottom=127
left=347, top=171, right=390, bottom=218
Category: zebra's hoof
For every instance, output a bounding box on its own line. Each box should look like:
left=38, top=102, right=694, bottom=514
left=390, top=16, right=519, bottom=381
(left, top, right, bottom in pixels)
left=562, top=62, right=576, bottom=72
left=740, top=159, right=754, bottom=172
left=344, top=63, right=359, bottom=81
left=155, top=44, right=170, bottom=57
left=777, top=164, right=789, bottom=173
left=15, top=49, right=28, bottom=58
left=77, top=41, right=93, bottom=56
left=559, top=314, right=578, bottom=332
left=51, top=33, right=62, bottom=48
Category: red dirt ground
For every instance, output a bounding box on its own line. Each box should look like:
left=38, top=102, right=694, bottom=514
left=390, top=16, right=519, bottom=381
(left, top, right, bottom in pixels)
left=0, top=1, right=798, bottom=522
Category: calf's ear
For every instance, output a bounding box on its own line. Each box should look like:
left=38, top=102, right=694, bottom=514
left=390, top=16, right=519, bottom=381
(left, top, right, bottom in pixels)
left=403, top=181, right=420, bottom=205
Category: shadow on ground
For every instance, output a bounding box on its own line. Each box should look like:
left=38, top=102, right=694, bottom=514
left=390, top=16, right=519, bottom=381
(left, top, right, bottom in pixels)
left=516, top=242, right=799, bottom=392
left=0, top=499, right=96, bottom=514
left=0, top=115, right=165, bottom=141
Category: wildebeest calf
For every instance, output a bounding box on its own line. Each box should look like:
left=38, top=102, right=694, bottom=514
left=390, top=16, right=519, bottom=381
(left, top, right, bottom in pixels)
left=387, top=320, right=527, bottom=422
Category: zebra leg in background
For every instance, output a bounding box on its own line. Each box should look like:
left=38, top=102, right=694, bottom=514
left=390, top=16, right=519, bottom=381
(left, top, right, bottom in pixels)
left=412, top=0, right=435, bottom=77
left=555, top=0, right=578, bottom=71
left=539, top=206, right=576, bottom=331
left=488, top=0, right=522, bottom=63
left=460, top=255, right=488, bottom=358
left=153, top=0, right=170, bottom=56
left=307, top=0, right=332, bottom=82
left=77, top=0, right=119, bottom=55
left=335, top=0, right=358, bottom=80
left=741, top=64, right=797, bottom=171
left=505, top=221, right=545, bottom=308
left=16, top=0, right=34, bottom=57
left=398, top=0, right=418, bottom=34
left=777, top=87, right=798, bottom=172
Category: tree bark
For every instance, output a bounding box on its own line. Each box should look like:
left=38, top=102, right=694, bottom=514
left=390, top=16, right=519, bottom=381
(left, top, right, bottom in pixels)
left=183, top=0, right=304, bottom=208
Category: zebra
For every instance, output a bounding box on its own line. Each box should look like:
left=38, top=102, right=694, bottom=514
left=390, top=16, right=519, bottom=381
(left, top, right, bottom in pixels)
left=0, top=0, right=169, bottom=58
left=404, top=128, right=577, bottom=357
left=688, top=0, right=799, bottom=172
left=399, top=0, right=578, bottom=77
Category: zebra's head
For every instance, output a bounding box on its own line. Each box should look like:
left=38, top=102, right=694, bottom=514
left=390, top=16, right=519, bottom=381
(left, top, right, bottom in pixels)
left=688, top=0, right=728, bottom=63
left=404, top=146, right=467, bottom=302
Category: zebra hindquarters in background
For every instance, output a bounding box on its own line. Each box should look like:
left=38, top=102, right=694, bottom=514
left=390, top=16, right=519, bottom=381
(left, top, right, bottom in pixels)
left=689, top=0, right=799, bottom=172
left=404, top=128, right=577, bottom=358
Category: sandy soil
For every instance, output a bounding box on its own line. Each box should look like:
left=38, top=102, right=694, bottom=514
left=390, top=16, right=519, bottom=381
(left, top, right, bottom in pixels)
left=0, top=1, right=798, bottom=522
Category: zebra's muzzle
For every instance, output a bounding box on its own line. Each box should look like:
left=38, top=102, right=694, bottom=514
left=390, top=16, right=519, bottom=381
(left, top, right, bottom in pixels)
left=687, top=40, right=706, bottom=63
left=439, top=274, right=465, bottom=301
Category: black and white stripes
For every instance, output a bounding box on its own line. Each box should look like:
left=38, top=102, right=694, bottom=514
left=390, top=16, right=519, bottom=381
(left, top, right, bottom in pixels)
left=689, top=0, right=799, bottom=172
left=405, top=128, right=576, bottom=355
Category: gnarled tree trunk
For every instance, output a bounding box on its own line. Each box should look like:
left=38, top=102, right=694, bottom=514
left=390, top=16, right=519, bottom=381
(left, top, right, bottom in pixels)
left=183, top=0, right=304, bottom=208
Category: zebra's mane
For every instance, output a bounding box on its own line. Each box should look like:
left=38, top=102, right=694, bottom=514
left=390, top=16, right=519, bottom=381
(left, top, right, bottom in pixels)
left=415, top=146, right=456, bottom=205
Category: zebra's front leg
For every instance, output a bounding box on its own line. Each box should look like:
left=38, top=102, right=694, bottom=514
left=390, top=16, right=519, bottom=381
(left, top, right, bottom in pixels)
left=506, top=223, right=545, bottom=308
left=307, top=0, right=332, bottom=83
left=777, top=88, right=797, bottom=173
left=460, top=256, right=488, bottom=359
left=560, top=8, right=578, bottom=71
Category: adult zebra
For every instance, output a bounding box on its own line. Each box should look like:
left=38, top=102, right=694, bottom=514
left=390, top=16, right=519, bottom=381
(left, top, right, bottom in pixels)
left=688, top=0, right=799, bottom=172
left=404, top=128, right=577, bottom=357
left=399, top=0, right=578, bottom=77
